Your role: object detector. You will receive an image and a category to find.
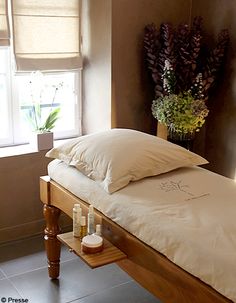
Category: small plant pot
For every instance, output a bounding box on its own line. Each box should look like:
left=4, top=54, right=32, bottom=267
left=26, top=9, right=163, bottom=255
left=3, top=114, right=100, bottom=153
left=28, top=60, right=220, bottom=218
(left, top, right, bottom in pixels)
left=167, top=130, right=195, bottom=151
left=30, top=132, right=54, bottom=151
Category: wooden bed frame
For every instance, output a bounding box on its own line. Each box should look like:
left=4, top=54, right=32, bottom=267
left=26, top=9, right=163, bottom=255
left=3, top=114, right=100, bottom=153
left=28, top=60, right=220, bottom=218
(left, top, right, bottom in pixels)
left=40, top=176, right=232, bottom=303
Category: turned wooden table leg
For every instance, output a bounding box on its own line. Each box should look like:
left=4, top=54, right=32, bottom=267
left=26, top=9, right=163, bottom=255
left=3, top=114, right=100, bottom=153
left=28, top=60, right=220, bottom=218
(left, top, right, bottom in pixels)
left=43, top=204, right=61, bottom=279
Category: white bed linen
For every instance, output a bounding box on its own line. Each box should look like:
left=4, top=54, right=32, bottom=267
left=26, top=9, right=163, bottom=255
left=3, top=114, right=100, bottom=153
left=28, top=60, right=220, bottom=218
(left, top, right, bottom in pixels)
left=48, top=159, right=236, bottom=302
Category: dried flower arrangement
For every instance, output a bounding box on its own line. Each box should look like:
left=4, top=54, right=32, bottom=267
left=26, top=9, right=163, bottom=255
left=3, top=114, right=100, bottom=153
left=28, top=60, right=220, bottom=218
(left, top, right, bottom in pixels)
left=144, top=17, right=229, bottom=139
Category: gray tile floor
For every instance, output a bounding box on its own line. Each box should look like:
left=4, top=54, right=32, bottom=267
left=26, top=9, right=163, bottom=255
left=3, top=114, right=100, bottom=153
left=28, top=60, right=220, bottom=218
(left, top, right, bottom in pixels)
left=0, top=235, right=161, bottom=303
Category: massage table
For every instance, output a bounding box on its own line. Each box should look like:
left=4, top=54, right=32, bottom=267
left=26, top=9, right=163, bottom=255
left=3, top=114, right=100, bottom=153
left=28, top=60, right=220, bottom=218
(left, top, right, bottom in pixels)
left=40, top=158, right=236, bottom=303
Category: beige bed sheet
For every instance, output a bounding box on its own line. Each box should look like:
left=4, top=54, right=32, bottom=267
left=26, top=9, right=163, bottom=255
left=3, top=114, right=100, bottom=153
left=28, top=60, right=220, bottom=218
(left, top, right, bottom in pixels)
left=48, top=159, right=236, bottom=302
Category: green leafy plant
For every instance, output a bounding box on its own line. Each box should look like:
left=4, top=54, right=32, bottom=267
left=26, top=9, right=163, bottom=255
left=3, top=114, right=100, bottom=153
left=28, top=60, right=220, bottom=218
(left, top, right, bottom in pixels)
left=152, top=92, right=209, bottom=135
left=24, top=71, right=62, bottom=133
left=151, top=60, right=209, bottom=136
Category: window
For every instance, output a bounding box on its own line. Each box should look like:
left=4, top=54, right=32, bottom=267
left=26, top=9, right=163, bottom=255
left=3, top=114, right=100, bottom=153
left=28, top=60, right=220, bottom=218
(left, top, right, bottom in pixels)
left=0, top=0, right=82, bottom=148
left=0, top=47, right=81, bottom=147
left=0, top=0, right=82, bottom=147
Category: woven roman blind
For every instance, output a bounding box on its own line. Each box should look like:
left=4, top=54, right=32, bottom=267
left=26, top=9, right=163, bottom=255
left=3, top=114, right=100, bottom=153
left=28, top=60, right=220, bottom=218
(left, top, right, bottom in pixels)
left=0, top=0, right=10, bottom=46
left=11, top=0, right=82, bottom=71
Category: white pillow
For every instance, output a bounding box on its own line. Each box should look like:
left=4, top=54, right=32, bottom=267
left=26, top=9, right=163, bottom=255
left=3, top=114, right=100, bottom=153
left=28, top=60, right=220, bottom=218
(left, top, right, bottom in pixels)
left=46, top=128, right=208, bottom=193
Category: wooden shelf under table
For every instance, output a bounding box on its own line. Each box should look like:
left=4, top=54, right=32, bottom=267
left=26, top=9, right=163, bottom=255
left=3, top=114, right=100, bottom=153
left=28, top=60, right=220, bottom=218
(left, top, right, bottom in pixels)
left=57, top=231, right=127, bottom=269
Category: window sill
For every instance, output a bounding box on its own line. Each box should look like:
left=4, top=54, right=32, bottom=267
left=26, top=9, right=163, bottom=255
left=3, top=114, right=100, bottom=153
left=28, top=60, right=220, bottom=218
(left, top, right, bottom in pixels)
left=0, top=139, right=71, bottom=159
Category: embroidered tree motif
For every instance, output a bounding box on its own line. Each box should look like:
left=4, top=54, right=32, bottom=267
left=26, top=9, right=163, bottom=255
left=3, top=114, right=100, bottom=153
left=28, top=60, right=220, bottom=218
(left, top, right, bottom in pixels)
left=159, top=180, right=194, bottom=196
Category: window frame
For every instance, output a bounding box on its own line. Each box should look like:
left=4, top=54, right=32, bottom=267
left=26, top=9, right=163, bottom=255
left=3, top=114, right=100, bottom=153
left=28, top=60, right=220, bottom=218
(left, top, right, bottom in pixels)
left=0, top=46, right=13, bottom=146
left=0, top=47, right=82, bottom=148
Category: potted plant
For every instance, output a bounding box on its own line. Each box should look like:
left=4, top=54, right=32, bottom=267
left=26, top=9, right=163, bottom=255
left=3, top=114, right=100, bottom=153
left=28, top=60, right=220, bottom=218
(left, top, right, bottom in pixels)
left=151, top=60, right=209, bottom=149
left=144, top=17, right=229, bottom=149
left=24, top=71, right=63, bottom=150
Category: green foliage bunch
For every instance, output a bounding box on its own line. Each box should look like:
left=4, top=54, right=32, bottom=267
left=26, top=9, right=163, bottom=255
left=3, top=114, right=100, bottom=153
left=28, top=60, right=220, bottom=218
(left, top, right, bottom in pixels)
left=26, top=98, right=61, bottom=133
left=152, top=93, right=209, bottom=135
left=151, top=60, right=209, bottom=135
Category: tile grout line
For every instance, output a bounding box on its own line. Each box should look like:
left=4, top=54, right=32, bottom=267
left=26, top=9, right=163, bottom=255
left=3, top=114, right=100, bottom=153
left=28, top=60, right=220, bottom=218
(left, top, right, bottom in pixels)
left=5, top=265, right=48, bottom=279
left=7, top=278, right=24, bottom=299
left=64, top=280, right=134, bottom=303
left=0, top=267, right=7, bottom=279
left=0, top=248, right=78, bottom=280
left=3, top=256, right=82, bottom=279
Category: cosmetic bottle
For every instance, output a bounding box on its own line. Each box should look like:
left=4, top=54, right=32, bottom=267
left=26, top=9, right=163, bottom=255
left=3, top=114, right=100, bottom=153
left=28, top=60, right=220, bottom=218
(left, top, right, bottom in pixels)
left=80, top=216, right=87, bottom=238
left=87, top=205, right=95, bottom=235
left=95, top=224, right=102, bottom=236
left=73, top=203, right=81, bottom=238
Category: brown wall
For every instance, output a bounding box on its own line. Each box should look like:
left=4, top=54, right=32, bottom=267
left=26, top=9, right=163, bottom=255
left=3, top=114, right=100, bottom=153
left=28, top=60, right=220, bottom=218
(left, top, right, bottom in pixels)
left=82, top=0, right=192, bottom=135
left=111, top=0, right=192, bottom=134
left=0, top=152, right=71, bottom=244
left=0, top=152, right=50, bottom=243
left=81, top=0, right=112, bottom=134
left=192, top=0, right=236, bottom=179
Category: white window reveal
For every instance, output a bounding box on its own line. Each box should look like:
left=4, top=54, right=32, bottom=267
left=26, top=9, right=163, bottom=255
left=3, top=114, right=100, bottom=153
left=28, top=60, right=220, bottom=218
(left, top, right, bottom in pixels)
left=0, top=47, right=12, bottom=146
